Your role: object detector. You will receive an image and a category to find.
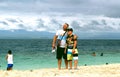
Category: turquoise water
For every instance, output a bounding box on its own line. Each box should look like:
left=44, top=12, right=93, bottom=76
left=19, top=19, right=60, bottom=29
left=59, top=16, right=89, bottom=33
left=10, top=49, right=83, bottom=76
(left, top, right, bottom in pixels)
left=0, top=39, right=120, bottom=70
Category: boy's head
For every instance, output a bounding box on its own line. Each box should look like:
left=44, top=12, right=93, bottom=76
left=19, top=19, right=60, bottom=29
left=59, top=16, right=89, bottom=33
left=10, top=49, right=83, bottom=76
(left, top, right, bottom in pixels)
left=67, top=28, right=73, bottom=35
left=8, top=50, right=12, bottom=54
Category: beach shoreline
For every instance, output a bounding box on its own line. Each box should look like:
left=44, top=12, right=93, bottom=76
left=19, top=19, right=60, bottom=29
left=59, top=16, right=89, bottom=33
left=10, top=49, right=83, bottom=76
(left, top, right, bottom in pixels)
left=0, top=63, right=120, bottom=77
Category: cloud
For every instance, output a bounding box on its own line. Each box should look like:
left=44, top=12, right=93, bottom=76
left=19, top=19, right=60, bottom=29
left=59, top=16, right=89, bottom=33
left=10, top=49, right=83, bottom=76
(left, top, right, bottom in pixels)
left=0, top=13, right=120, bottom=34
left=0, top=2, right=8, bottom=7
left=0, top=0, right=120, bottom=17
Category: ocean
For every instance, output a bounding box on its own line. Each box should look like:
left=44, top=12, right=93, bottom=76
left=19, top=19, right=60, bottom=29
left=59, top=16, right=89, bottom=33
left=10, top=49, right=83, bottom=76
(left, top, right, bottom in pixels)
left=0, top=39, right=120, bottom=70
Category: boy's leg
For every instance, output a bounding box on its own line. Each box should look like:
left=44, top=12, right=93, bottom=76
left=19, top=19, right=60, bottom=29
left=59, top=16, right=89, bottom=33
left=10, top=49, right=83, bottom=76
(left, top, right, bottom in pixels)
left=7, top=64, right=13, bottom=71
left=74, top=60, right=78, bottom=69
left=69, top=60, right=72, bottom=69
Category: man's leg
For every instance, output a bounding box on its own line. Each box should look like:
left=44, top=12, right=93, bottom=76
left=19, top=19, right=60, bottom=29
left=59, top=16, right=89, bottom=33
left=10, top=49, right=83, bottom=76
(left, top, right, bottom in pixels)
left=56, top=46, right=62, bottom=70
left=63, top=48, right=68, bottom=69
left=58, top=59, right=62, bottom=70
left=64, top=59, right=68, bottom=69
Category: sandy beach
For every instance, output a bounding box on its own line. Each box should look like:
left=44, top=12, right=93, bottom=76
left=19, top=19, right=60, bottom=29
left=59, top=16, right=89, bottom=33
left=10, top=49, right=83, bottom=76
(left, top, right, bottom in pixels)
left=0, top=64, right=120, bottom=77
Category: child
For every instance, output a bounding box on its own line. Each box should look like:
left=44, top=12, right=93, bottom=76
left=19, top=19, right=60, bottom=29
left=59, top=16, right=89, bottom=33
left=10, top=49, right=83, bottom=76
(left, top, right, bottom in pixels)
left=6, top=50, right=13, bottom=71
left=66, top=28, right=78, bottom=70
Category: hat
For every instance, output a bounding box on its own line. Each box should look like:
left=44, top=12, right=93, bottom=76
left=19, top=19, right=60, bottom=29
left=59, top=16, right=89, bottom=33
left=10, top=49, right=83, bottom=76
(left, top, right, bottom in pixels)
left=67, top=28, right=73, bottom=32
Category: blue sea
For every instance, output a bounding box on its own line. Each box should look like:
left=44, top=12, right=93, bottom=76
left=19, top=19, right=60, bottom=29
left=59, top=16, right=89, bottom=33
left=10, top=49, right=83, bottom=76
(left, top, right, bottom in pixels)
left=0, top=39, right=120, bottom=70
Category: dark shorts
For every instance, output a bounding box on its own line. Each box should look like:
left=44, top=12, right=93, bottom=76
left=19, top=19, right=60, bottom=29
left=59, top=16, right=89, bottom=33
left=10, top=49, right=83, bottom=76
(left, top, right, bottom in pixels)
left=7, top=64, right=13, bottom=68
left=56, top=46, right=67, bottom=59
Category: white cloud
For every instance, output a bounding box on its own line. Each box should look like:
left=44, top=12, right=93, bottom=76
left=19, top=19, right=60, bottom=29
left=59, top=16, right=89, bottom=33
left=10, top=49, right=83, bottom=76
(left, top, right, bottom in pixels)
left=0, top=13, right=120, bottom=34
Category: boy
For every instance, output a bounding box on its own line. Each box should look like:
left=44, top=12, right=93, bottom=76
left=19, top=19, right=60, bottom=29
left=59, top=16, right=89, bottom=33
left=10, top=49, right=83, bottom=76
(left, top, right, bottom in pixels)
left=66, top=28, right=78, bottom=69
left=6, top=50, right=13, bottom=71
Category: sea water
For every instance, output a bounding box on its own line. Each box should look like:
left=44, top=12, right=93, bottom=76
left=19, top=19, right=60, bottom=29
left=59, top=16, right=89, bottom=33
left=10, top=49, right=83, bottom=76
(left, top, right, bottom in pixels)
left=0, top=39, right=120, bottom=70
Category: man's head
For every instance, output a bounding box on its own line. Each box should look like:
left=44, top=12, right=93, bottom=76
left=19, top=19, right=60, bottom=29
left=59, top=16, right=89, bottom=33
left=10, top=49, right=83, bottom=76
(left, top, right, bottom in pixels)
left=67, top=28, right=73, bottom=35
left=63, top=23, right=69, bottom=31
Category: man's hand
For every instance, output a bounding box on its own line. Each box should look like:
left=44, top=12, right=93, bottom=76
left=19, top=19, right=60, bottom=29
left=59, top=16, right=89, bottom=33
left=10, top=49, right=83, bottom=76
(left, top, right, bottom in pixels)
left=52, top=35, right=58, bottom=49
left=52, top=44, right=55, bottom=49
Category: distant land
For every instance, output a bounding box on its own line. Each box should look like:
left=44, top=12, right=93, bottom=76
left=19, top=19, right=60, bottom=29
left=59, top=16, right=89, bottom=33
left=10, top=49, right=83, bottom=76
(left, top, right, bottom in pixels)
left=0, top=30, right=120, bottom=39
left=0, top=30, right=54, bottom=39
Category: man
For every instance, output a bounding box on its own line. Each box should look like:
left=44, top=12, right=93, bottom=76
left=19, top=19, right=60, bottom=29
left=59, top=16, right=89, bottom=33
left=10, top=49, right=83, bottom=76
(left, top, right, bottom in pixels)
left=52, top=23, right=69, bottom=70
left=66, top=28, right=78, bottom=69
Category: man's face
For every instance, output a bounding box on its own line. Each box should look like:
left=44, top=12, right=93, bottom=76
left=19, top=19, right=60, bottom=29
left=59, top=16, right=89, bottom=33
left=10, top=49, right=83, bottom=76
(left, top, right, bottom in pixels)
left=63, top=24, right=68, bottom=31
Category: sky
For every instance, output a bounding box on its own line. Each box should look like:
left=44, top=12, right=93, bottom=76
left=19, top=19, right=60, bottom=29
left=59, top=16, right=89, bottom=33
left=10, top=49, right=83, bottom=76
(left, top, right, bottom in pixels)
left=0, top=0, right=120, bottom=17
left=0, top=0, right=120, bottom=39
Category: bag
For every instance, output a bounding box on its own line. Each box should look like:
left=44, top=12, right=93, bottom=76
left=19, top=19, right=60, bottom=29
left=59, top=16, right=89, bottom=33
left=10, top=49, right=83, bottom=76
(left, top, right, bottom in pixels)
left=57, top=31, right=67, bottom=47
left=51, top=48, right=56, bottom=53
left=51, top=46, right=57, bottom=53
left=57, top=39, right=61, bottom=47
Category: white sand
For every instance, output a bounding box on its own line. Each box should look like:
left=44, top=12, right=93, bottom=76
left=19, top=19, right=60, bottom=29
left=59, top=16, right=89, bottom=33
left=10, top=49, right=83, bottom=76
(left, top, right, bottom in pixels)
left=0, top=64, right=120, bottom=77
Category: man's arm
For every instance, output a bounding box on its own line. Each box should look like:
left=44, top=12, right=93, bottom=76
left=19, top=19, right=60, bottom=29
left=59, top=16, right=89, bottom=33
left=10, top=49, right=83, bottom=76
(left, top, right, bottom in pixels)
left=73, top=35, right=77, bottom=49
left=72, top=35, right=78, bottom=53
left=52, top=35, right=58, bottom=49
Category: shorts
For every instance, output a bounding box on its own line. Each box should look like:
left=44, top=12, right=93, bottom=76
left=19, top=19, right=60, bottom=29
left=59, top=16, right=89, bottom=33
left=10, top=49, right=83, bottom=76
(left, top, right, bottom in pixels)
left=7, top=64, right=13, bottom=68
left=67, top=49, right=78, bottom=60
left=73, top=54, right=78, bottom=60
left=56, top=46, right=67, bottom=59
left=67, top=49, right=73, bottom=61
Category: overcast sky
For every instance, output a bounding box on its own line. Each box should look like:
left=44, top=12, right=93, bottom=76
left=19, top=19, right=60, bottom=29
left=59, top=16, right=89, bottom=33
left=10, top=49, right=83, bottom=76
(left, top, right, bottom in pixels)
left=0, top=0, right=120, bottom=39
left=0, top=0, right=120, bottom=17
